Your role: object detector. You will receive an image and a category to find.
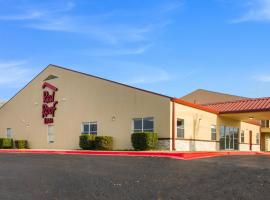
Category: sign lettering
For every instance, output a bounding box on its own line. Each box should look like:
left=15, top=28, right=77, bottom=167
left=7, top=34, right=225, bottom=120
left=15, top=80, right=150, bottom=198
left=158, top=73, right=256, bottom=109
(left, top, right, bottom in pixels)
left=42, top=82, right=58, bottom=124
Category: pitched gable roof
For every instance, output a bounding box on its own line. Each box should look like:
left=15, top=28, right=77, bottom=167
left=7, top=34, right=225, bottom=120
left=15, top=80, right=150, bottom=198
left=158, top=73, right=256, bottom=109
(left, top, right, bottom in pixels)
left=181, top=89, right=246, bottom=105
left=0, top=101, right=5, bottom=108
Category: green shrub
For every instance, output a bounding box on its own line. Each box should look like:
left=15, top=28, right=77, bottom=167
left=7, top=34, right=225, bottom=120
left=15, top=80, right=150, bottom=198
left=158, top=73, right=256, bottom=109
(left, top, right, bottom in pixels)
left=0, top=138, right=3, bottom=148
left=15, top=140, right=28, bottom=149
left=0, top=138, right=14, bottom=149
left=79, top=134, right=96, bottom=150
left=131, top=132, right=158, bottom=150
left=95, top=136, right=113, bottom=150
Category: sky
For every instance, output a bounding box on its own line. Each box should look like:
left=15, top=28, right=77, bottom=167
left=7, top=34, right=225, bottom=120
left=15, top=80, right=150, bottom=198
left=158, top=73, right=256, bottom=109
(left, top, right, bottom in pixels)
left=0, top=0, right=270, bottom=100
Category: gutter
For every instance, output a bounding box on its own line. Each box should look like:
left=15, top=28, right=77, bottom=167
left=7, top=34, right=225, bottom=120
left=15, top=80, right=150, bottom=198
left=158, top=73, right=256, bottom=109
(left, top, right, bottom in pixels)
left=172, top=100, right=176, bottom=151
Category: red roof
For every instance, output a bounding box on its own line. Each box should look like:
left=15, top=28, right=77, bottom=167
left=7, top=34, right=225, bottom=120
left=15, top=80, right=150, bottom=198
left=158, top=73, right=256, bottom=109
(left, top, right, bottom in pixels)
left=204, top=97, right=270, bottom=114
left=172, top=98, right=219, bottom=114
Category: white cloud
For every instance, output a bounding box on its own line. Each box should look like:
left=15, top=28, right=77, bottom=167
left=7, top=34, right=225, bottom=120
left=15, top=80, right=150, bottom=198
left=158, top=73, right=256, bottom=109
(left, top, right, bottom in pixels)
left=81, top=44, right=152, bottom=56
left=232, top=0, right=270, bottom=23
left=0, top=1, right=74, bottom=21
left=0, top=60, right=33, bottom=87
left=0, top=10, right=44, bottom=20
left=159, top=0, right=184, bottom=13
left=0, top=1, right=181, bottom=46
left=254, top=74, right=270, bottom=82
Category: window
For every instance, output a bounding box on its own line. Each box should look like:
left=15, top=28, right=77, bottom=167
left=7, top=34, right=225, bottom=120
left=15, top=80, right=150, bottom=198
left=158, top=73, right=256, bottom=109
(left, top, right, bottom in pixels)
left=256, top=133, right=260, bottom=144
left=211, top=125, right=216, bottom=141
left=48, top=125, right=54, bottom=143
left=220, top=126, right=225, bottom=150
left=241, top=130, right=245, bottom=143
left=82, top=122, right=97, bottom=134
left=6, top=128, right=12, bottom=138
left=133, top=117, right=154, bottom=132
left=262, top=120, right=270, bottom=128
left=177, top=119, right=184, bottom=138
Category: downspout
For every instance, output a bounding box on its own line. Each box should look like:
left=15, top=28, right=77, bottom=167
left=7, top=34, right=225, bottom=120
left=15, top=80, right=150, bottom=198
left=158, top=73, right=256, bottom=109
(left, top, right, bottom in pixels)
left=172, top=100, right=176, bottom=151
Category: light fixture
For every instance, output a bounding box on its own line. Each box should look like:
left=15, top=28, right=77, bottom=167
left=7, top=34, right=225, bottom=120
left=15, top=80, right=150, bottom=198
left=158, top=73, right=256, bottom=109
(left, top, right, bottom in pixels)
left=112, top=116, right=116, bottom=121
left=249, top=117, right=254, bottom=120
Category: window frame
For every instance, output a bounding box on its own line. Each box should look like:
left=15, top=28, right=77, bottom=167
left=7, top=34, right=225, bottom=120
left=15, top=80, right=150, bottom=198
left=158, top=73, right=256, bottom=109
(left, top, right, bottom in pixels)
left=211, top=125, right=217, bottom=141
left=81, top=122, right=98, bottom=135
left=256, top=133, right=260, bottom=145
left=240, top=130, right=245, bottom=143
left=6, top=128, right=12, bottom=139
left=262, top=120, right=270, bottom=128
left=177, top=119, right=185, bottom=139
left=47, top=125, right=54, bottom=144
left=132, top=117, right=154, bottom=133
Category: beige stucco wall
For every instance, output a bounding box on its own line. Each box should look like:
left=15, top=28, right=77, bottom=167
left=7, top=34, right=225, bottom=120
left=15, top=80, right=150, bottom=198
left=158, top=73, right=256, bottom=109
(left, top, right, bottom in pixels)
left=0, top=65, right=171, bottom=150
left=240, top=122, right=261, bottom=146
left=173, top=103, right=218, bottom=141
left=172, top=103, right=261, bottom=151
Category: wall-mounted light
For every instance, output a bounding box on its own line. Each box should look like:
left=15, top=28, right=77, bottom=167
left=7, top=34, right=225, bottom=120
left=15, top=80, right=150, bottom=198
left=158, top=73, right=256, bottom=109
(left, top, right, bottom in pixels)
left=249, top=116, right=254, bottom=120
left=112, top=116, right=116, bottom=121
left=62, top=98, right=67, bottom=102
left=34, top=102, right=39, bottom=106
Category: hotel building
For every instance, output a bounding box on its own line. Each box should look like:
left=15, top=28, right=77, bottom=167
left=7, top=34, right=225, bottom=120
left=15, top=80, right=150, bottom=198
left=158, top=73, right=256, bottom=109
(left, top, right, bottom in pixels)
left=0, top=64, right=269, bottom=151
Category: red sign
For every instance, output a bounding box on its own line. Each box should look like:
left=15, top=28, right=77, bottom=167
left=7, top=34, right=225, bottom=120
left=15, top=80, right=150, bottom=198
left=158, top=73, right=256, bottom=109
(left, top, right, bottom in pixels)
left=42, top=82, right=58, bottom=124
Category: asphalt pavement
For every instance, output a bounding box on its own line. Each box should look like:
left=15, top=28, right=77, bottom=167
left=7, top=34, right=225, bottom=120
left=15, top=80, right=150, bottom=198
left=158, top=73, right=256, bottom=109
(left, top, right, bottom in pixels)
left=0, top=154, right=269, bottom=200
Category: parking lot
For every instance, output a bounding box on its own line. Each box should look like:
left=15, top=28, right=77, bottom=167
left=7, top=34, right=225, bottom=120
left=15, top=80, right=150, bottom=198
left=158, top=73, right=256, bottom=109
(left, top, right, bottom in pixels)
left=0, top=154, right=270, bottom=200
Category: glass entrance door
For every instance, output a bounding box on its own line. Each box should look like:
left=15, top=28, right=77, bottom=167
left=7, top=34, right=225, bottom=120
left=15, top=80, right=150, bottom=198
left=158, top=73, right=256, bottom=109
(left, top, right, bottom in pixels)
left=220, top=126, right=239, bottom=150
left=225, top=127, right=234, bottom=150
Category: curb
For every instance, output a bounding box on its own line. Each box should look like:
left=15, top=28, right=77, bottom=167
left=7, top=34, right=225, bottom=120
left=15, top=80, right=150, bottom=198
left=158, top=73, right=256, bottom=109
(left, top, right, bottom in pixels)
left=0, top=149, right=269, bottom=160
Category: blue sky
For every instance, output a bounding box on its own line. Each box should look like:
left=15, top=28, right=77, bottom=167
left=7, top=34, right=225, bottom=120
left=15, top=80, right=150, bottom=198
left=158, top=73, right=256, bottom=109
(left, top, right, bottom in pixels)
left=0, top=0, right=270, bottom=100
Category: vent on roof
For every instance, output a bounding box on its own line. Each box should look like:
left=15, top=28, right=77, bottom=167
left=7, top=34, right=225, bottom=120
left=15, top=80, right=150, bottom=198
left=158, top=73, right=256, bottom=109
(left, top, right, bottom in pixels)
left=44, top=75, right=58, bottom=81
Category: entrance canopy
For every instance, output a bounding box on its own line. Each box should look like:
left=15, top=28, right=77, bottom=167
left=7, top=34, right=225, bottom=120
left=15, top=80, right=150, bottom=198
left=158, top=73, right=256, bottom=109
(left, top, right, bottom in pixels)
left=204, top=97, right=270, bottom=121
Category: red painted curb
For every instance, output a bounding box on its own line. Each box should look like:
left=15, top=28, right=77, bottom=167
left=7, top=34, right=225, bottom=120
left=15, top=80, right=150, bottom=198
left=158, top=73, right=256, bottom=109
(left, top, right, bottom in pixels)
left=0, top=149, right=269, bottom=160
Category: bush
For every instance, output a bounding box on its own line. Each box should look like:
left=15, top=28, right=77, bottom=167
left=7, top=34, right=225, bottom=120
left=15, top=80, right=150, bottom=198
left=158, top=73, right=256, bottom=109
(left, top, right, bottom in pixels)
left=79, top=134, right=96, bottom=150
left=131, top=132, right=158, bottom=150
left=15, top=140, right=28, bottom=149
left=95, top=136, right=113, bottom=150
left=0, top=138, right=14, bottom=149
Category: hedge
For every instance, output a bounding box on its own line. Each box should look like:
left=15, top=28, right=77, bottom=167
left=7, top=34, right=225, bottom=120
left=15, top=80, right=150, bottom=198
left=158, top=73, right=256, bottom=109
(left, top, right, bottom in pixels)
left=79, top=134, right=96, bottom=150
left=15, top=140, right=28, bottom=149
left=0, top=138, right=13, bottom=149
left=95, top=136, right=113, bottom=150
left=131, top=132, right=158, bottom=150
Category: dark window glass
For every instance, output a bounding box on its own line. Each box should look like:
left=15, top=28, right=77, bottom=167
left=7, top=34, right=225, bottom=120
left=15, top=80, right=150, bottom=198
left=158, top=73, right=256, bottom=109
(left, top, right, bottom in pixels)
left=143, top=118, right=154, bottom=132
left=241, top=131, right=245, bottom=143
left=220, top=125, right=225, bottom=150
left=82, top=122, right=97, bottom=134
left=90, top=123, right=97, bottom=134
left=134, top=118, right=143, bottom=132
left=256, top=133, right=260, bottom=144
left=83, top=124, right=89, bottom=133
left=234, top=128, right=239, bottom=150
left=211, top=125, right=216, bottom=141
left=133, top=118, right=154, bottom=133
left=177, top=119, right=184, bottom=138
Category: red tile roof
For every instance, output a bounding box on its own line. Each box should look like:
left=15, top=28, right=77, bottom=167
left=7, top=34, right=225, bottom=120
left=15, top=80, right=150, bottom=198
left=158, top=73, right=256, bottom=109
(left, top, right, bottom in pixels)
left=204, top=97, right=270, bottom=114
